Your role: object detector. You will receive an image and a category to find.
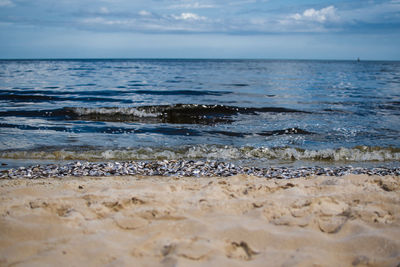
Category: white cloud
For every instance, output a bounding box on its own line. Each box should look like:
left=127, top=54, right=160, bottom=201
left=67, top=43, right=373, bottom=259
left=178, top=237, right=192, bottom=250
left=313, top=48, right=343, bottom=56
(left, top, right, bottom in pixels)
left=82, top=17, right=132, bottom=26
left=12, top=1, right=395, bottom=35
left=80, top=12, right=211, bottom=33
left=99, top=7, right=109, bottom=14
left=291, top=5, right=338, bottom=23
left=169, top=2, right=215, bottom=9
left=0, top=0, right=14, bottom=7
left=139, top=10, right=151, bottom=16
left=172, top=12, right=206, bottom=21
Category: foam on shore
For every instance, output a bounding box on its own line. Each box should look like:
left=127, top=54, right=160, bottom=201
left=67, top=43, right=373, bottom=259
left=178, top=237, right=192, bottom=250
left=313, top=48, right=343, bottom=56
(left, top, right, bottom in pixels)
left=1, top=145, right=400, bottom=162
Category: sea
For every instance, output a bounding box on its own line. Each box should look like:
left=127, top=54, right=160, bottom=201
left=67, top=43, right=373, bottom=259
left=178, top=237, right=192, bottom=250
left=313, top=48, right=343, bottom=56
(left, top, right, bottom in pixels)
left=1, top=59, right=399, bottom=170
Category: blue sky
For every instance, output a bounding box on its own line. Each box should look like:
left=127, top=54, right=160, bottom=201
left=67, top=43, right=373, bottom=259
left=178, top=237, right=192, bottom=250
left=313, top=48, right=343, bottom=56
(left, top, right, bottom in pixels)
left=0, top=0, right=399, bottom=59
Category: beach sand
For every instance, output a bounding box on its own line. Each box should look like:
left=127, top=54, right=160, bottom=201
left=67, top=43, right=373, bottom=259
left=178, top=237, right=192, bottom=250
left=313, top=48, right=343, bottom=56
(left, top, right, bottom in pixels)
left=0, top=174, right=399, bottom=266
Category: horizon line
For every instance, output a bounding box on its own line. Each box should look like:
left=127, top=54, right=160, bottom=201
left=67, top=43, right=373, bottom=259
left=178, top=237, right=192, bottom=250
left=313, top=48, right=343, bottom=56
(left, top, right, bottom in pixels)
left=0, top=57, right=398, bottom=62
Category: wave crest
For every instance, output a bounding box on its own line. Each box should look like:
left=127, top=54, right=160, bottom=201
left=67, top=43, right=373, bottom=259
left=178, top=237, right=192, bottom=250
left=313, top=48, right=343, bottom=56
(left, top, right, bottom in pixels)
left=1, top=145, right=399, bottom=162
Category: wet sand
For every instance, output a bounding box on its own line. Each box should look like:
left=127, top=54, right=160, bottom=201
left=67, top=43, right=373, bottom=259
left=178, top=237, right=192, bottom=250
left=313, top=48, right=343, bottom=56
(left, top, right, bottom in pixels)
left=0, top=174, right=399, bottom=266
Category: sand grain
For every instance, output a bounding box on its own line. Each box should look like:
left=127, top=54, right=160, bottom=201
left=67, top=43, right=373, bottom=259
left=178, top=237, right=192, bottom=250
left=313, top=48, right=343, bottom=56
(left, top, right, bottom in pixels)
left=0, top=174, right=399, bottom=266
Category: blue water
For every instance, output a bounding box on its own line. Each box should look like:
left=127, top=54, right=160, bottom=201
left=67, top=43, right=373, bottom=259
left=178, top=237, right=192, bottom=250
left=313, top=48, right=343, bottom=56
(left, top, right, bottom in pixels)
left=0, top=59, right=399, bottom=168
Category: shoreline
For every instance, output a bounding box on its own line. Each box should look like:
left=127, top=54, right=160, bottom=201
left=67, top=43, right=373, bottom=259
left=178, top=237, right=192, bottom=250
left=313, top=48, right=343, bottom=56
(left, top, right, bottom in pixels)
left=1, top=160, right=400, bottom=179
left=1, top=174, right=399, bottom=266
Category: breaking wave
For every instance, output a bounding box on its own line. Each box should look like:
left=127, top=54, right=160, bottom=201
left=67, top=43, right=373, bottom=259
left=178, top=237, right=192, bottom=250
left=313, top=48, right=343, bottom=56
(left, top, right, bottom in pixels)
left=0, top=104, right=310, bottom=124
left=1, top=145, right=399, bottom=162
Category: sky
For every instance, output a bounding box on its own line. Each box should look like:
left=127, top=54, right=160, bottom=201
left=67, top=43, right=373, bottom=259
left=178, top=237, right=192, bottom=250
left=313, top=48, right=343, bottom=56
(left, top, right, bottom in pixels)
left=0, top=0, right=399, bottom=60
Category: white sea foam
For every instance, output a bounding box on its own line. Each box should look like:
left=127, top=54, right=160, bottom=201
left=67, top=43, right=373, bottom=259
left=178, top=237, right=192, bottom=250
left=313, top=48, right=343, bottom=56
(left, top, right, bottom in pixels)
left=1, top=145, right=399, bottom=162
left=70, top=107, right=160, bottom=117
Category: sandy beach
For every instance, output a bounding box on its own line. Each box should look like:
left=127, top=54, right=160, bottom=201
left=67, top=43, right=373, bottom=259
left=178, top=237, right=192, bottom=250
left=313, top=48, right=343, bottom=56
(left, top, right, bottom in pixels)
left=0, top=174, right=399, bottom=266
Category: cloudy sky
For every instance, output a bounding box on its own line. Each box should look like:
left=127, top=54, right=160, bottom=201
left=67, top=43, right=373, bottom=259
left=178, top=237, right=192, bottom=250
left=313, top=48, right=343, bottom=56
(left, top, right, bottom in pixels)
left=0, top=0, right=399, bottom=59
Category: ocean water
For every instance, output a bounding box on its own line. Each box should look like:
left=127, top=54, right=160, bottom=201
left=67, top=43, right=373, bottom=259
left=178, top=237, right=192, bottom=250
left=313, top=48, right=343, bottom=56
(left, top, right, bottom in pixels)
left=0, top=59, right=399, bottom=169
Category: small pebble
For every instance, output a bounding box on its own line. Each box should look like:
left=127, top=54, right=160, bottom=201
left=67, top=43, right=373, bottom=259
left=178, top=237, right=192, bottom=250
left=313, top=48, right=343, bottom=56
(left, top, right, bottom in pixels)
left=0, top=160, right=399, bottom=179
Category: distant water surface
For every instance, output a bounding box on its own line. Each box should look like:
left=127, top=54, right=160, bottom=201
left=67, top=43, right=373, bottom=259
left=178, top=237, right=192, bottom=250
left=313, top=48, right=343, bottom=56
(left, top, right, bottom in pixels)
left=0, top=59, right=399, bottom=169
